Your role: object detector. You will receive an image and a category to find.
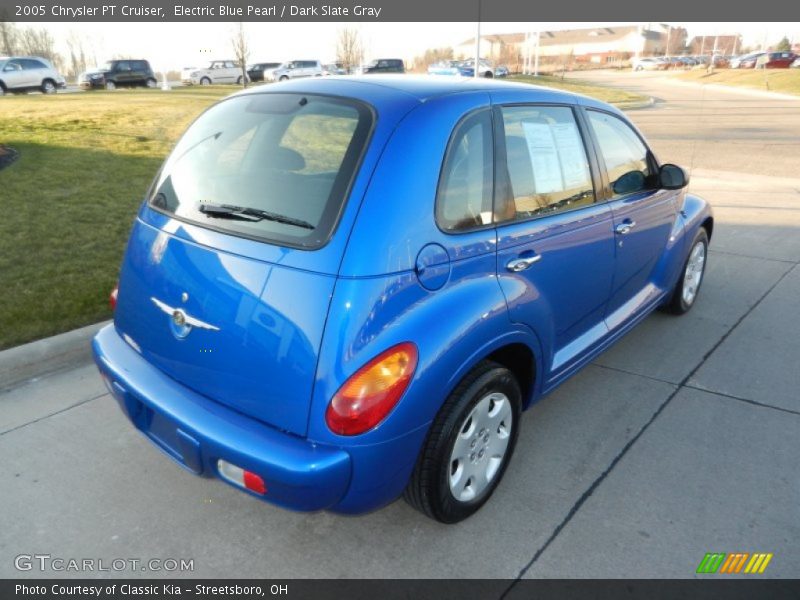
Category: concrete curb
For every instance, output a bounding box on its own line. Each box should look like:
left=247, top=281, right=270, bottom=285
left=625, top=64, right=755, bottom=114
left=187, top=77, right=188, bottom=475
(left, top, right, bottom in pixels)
left=662, top=77, right=800, bottom=102
left=615, top=96, right=656, bottom=111
left=0, top=320, right=110, bottom=392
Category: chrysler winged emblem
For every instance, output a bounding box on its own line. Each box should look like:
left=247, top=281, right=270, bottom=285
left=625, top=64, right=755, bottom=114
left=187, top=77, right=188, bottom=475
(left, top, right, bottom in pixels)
left=151, top=297, right=220, bottom=338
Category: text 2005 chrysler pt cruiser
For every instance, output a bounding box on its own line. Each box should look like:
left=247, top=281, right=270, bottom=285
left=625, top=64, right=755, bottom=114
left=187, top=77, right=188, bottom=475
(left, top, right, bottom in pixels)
left=93, top=77, right=712, bottom=523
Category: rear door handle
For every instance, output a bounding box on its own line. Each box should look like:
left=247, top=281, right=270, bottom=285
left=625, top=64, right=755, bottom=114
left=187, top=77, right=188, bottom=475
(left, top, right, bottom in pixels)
left=506, top=255, right=542, bottom=272
left=615, top=220, right=636, bottom=235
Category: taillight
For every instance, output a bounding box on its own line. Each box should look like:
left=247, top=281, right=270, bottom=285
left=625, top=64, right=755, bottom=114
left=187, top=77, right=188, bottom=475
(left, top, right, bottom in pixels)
left=326, top=342, right=418, bottom=436
left=109, top=283, right=119, bottom=310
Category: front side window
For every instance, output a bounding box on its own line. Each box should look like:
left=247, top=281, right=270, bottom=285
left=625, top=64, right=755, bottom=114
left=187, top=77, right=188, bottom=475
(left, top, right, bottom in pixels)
left=149, top=93, right=373, bottom=249
left=435, top=110, right=494, bottom=232
left=498, top=105, right=595, bottom=220
left=587, top=110, right=656, bottom=198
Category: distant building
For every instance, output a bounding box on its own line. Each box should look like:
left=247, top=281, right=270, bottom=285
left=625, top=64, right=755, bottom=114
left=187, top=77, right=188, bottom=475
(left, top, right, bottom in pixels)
left=455, top=25, right=688, bottom=68
left=688, top=35, right=742, bottom=56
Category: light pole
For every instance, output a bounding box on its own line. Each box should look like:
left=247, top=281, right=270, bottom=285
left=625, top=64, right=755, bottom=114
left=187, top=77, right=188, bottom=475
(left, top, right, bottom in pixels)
left=473, top=1, right=481, bottom=78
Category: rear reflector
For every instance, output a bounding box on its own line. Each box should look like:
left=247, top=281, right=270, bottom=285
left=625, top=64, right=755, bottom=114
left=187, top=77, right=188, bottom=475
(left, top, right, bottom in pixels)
left=109, top=284, right=119, bottom=310
left=217, top=459, right=267, bottom=495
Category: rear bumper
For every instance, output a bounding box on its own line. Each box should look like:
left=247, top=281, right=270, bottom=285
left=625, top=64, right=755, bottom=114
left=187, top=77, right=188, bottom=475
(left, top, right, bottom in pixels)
left=92, top=324, right=352, bottom=511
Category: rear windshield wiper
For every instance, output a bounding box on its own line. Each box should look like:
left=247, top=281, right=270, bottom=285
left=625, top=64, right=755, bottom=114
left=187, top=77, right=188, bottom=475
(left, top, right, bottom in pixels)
left=199, top=203, right=315, bottom=230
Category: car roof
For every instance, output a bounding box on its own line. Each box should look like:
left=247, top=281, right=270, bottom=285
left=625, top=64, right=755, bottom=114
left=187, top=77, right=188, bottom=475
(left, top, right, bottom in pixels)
left=236, top=74, right=591, bottom=107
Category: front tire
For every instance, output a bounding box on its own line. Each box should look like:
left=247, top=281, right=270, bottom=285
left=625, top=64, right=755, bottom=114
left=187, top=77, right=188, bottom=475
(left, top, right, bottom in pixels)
left=279, top=75, right=289, bottom=81
left=41, top=79, right=57, bottom=94
left=146, top=78, right=157, bottom=88
left=663, top=228, right=709, bottom=315
left=105, top=80, right=116, bottom=90
left=200, top=77, right=211, bottom=86
left=404, top=361, right=522, bottom=523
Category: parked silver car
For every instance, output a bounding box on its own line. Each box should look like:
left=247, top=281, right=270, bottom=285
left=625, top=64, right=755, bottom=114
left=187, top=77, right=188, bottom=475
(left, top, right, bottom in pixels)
left=183, top=60, right=248, bottom=85
left=0, top=56, right=66, bottom=95
left=264, top=60, right=323, bottom=82
left=631, top=57, right=669, bottom=71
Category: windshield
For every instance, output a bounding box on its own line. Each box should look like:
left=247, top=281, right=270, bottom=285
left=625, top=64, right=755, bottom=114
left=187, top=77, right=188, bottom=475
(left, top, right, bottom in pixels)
left=149, top=93, right=373, bottom=249
left=99, top=62, right=114, bottom=71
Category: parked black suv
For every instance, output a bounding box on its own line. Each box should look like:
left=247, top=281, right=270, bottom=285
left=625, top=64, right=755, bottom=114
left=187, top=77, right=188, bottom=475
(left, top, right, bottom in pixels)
left=362, top=59, right=405, bottom=74
left=80, top=60, right=157, bottom=90
left=246, top=62, right=281, bottom=82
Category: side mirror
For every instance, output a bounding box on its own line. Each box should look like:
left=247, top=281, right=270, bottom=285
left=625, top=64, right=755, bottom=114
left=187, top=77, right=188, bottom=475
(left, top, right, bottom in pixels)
left=612, top=170, right=646, bottom=195
left=659, top=163, right=689, bottom=190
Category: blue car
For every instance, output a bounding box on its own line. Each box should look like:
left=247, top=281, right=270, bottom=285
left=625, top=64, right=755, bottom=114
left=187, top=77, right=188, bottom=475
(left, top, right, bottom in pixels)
left=93, top=76, right=712, bottom=523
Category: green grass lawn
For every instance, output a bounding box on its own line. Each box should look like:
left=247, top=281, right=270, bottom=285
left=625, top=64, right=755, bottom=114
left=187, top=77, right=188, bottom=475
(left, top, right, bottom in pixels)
left=676, top=69, right=800, bottom=96
left=0, top=87, right=234, bottom=349
left=508, top=74, right=650, bottom=105
left=0, top=77, right=643, bottom=350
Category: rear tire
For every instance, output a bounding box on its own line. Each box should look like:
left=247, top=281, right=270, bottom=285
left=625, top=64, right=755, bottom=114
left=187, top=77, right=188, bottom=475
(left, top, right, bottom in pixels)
left=663, top=228, right=709, bottom=315
left=146, top=78, right=157, bottom=88
left=404, top=361, right=522, bottom=523
left=483, top=71, right=494, bottom=78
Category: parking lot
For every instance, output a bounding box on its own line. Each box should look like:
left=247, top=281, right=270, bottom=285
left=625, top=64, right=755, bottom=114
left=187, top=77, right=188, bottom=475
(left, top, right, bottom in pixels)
left=1, top=71, right=798, bottom=580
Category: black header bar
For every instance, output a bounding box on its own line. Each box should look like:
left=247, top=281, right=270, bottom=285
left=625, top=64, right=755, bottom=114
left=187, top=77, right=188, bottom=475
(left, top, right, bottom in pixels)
left=1, top=0, right=796, bottom=22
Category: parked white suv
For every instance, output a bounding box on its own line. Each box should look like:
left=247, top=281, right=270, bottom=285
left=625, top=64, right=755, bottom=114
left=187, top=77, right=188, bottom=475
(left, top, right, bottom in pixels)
left=183, top=60, right=248, bottom=85
left=264, top=60, right=323, bottom=82
left=0, top=56, right=66, bottom=95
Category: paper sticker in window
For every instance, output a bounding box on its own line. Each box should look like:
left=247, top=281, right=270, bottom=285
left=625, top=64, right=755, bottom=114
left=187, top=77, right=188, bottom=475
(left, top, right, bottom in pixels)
left=521, top=122, right=563, bottom=194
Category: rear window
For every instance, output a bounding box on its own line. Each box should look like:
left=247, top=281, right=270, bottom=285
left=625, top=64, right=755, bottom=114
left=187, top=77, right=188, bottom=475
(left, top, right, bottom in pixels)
left=149, top=93, right=373, bottom=249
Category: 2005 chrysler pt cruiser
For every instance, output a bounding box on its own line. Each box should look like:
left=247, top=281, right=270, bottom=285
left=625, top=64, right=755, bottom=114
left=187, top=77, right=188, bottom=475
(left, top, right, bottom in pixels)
left=93, top=76, right=712, bottom=523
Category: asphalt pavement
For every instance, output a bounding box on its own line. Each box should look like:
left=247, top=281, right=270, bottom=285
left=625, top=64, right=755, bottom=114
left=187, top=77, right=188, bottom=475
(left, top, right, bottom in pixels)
left=1, top=70, right=798, bottom=580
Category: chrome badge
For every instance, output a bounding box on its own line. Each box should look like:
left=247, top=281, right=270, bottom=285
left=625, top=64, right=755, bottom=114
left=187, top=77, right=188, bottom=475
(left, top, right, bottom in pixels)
left=151, top=297, right=220, bottom=339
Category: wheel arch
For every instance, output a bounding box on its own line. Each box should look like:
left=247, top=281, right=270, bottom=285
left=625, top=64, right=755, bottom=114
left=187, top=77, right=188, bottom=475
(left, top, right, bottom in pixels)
left=484, top=342, right=537, bottom=409
left=701, top=215, right=714, bottom=240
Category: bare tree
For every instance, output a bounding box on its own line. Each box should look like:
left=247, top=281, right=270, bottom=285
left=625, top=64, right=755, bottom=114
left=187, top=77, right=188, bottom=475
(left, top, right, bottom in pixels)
left=65, top=30, right=89, bottom=78
left=231, top=22, right=250, bottom=87
left=336, top=28, right=363, bottom=74
left=1, top=20, right=18, bottom=55
left=18, top=27, right=57, bottom=61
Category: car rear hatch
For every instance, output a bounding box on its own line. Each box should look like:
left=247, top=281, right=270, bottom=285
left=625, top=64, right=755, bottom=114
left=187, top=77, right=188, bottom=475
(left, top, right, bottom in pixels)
left=112, top=91, right=375, bottom=437
left=114, top=220, right=335, bottom=437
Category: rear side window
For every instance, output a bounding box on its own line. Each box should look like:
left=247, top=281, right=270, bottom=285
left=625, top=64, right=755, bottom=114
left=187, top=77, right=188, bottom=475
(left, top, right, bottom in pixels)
left=435, top=110, right=494, bottom=232
left=587, top=110, right=656, bottom=198
left=498, top=105, right=595, bottom=220
left=21, top=59, right=46, bottom=69
left=149, top=93, right=373, bottom=249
